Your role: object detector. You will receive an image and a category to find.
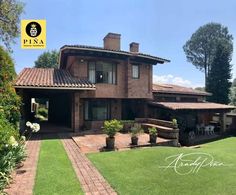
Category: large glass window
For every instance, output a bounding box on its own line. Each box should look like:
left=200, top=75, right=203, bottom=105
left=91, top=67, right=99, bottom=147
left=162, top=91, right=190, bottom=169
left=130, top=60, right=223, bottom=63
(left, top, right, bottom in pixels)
left=88, top=61, right=116, bottom=84
left=84, top=100, right=110, bottom=121
left=132, top=64, right=140, bottom=79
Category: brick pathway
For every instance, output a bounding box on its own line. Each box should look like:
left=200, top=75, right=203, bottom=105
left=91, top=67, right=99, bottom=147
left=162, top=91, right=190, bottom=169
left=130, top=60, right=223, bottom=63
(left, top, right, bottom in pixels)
left=61, top=136, right=117, bottom=195
left=4, top=137, right=41, bottom=195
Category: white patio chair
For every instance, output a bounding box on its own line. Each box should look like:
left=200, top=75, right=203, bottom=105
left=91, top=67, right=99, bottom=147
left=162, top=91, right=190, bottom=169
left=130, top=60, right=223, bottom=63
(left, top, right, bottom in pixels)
left=205, top=125, right=215, bottom=135
left=204, top=126, right=210, bottom=135
left=208, top=125, right=215, bottom=135
left=196, top=124, right=204, bottom=135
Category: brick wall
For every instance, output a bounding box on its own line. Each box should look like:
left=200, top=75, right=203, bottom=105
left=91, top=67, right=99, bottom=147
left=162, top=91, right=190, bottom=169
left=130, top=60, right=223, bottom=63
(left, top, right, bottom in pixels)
left=68, top=56, right=153, bottom=99
left=127, top=63, right=153, bottom=99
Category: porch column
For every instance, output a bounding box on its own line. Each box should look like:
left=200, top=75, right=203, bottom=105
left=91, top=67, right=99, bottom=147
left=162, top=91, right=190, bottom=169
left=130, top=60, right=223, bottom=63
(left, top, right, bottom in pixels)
left=74, top=92, right=80, bottom=132
left=220, top=112, right=227, bottom=133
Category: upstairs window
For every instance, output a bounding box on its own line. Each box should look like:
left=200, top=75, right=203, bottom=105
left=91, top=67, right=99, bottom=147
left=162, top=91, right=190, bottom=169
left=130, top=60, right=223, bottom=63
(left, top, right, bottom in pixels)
left=132, top=64, right=140, bottom=79
left=88, top=61, right=116, bottom=84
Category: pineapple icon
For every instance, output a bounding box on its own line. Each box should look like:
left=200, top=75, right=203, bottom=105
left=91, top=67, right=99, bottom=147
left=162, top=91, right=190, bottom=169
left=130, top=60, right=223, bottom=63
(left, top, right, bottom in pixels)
left=30, top=23, right=37, bottom=37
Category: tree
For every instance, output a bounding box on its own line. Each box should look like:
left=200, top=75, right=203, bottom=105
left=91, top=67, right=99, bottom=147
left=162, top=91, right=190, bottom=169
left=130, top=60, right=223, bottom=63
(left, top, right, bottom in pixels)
left=207, top=42, right=232, bottom=104
left=183, top=23, right=233, bottom=90
left=232, top=78, right=236, bottom=87
left=230, top=78, right=236, bottom=106
left=0, top=0, right=24, bottom=49
left=0, top=46, right=21, bottom=127
left=230, top=86, right=236, bottom=106
left=34, top=50, right=59, bottom=68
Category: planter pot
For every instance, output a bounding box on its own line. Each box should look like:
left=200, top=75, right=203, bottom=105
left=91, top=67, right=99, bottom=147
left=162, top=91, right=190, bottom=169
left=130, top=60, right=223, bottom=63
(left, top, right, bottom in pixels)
left=149, top=134, right=157, bottom=144
left=131, top=136, right=138, bottom=145
left=106, top=137, right=115, bottom=150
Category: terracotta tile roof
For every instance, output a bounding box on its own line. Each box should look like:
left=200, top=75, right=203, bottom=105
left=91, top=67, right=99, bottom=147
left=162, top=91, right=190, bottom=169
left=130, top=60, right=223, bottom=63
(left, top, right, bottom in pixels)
left=14, top=68, right=95, bottom=90
left=152, top=84, right=211, bottom=96
left=149, top=102, right=235, bottom=110
left=60, top=45, right=170, bottom=64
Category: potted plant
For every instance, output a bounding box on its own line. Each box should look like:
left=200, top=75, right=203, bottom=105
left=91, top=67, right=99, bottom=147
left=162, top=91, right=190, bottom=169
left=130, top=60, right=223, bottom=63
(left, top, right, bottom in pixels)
left=172, top=118, right=178, bottom=129
left=130, top=123, right=143, bottom=145
left=148, top=127, right=157, bottom=144
left=103, top=119, right=123, bottom=150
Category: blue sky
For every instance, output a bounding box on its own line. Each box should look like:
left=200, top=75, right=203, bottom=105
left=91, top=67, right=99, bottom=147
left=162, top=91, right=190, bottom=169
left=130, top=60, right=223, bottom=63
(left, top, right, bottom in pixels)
left=12, top=0, right=236, bottom=88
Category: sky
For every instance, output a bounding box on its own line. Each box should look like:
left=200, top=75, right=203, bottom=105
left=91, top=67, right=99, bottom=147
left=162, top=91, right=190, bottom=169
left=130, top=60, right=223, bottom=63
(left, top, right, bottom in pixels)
left=11, top=0, right=236, bottom=88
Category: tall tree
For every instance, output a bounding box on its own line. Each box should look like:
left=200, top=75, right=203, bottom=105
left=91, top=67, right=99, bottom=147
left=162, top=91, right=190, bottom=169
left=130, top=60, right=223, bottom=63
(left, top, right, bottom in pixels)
left=34, top=50, right=59, bottom=68
left=207, top=42, right=232, bottom=104
left=183, top=23, right=233, bottom=90
left=230, top=86, right=236, bottom=106
left=230, top=78, right=236, bottom=106
left=0, top=46, right=21, bottom=126
left=0, top=0, right=24, bottom=49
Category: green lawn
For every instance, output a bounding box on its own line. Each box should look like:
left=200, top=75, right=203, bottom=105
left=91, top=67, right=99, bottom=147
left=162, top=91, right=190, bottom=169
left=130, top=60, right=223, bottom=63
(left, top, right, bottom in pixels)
left=88, top=137, right=236, bottom=195
left=33, top=139, right=83, bottom=195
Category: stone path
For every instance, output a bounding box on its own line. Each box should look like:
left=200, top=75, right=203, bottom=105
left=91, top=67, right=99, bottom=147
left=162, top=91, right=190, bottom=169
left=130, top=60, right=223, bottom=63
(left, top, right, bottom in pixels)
left=61, top=136, right=117, bottom=195
left=4, top=137, right=41, bottom=195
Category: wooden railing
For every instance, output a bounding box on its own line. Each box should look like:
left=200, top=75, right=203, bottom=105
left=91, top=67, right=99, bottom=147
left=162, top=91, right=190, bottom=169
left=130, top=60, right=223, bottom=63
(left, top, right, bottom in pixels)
left=135, top=118, right=179, bottom=146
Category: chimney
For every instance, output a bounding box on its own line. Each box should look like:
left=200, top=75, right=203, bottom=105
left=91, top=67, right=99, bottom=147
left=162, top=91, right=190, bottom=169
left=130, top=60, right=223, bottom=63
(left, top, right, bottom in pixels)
left=129, top=42, right=139, bottom=52
left=103, top=33, right=121, bottom=50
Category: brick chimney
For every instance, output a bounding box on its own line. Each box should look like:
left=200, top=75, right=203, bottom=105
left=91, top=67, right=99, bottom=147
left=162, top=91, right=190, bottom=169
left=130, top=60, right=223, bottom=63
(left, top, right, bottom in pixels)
left=103, top=33, right=121, bottom=50
left=129, top=42, right=139, bottom=52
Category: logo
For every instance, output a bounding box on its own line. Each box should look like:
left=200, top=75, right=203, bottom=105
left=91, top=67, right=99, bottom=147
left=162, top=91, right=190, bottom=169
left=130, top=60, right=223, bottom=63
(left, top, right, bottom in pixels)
left=21, top=20, right=46, bottom=49
left=159, top=152, right=233, bottom=175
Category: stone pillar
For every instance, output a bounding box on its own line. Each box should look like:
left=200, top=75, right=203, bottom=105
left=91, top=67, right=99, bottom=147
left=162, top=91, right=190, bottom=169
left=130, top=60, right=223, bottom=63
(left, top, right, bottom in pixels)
left=74, top=93, right=80, bottom=132
left=220, top=112, right=227, bottom=133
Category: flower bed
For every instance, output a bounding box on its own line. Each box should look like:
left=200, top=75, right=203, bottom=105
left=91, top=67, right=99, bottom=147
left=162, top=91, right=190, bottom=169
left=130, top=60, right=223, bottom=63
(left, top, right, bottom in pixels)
left=0, top=113, right=26, bottom=192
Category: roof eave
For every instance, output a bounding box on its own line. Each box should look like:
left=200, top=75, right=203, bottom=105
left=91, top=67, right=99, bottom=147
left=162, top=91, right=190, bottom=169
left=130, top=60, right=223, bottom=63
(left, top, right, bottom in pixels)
left=59, top=46, right=170, bottom=68
left=152, top=90, right=211, bottom=96
left=14, top=85, right=96, bottom=90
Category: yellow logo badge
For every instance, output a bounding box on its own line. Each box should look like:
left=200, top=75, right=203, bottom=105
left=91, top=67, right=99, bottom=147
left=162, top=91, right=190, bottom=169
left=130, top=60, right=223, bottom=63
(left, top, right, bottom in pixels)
left=21, top=20, right=46, bottom=49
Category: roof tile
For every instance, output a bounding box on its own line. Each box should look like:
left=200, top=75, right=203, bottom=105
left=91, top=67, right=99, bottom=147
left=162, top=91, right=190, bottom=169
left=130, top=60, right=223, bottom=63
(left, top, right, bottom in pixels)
left=149, top=102, right=235, bottom=110
left=14, top=68, right=96, bottom=90
left=153, top=84, right=210, bottom=96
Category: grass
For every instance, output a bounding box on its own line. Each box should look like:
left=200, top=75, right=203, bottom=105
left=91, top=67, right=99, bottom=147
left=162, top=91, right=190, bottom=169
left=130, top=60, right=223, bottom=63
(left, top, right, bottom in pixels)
left=33, top=139, right=83, bottom=195
left=88, top=137, right=236, bottom=195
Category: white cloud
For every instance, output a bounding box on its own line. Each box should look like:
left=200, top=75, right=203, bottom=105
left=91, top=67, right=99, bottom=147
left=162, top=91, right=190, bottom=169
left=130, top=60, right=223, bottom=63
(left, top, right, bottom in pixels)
left=153, top=74, right=200, bottom=88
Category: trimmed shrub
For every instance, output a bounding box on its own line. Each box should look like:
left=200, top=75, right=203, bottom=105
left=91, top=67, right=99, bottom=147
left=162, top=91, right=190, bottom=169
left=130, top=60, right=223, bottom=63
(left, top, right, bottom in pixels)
left=103, top=119, right=123, bottom=138
left=37, top=107, right=48, bottom=118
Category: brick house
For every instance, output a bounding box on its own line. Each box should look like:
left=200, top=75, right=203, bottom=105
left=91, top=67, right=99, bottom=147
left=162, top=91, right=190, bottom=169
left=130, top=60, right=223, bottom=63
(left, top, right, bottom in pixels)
left=14, top=33, right=170, bottom=132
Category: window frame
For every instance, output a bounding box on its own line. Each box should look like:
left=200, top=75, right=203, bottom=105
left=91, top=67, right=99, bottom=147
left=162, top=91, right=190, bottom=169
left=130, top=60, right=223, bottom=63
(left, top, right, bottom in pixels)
left=132, top=64, right=140, bottom=79
left=84, top=99, right=111, bottom=121
left=87, top=61, right=117, bottom=84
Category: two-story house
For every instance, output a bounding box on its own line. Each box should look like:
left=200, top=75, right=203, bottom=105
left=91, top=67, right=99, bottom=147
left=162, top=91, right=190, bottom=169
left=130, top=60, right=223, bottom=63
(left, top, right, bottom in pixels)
left=14, top=33, right=170, bottom=132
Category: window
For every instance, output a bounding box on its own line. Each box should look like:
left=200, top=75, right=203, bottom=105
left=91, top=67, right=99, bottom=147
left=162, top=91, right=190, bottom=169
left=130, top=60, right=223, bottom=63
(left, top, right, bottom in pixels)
left=84, top=100, right=110, bottom=121
left=132, top=64, right=140, bottom=79
left=155, top=96, right=177, bottom=102
left=180, top=97, right=198, bottom=102
left=88, top=61, right=116, bottom=84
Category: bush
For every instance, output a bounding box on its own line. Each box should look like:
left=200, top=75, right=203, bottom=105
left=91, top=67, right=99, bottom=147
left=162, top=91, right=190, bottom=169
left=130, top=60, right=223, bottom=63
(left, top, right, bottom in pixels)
left=103, top=119, right=123, bottom=138
left=37, top=107, right=48, bottom=118
left=0, top=113, right=26, bottom=192
left=0, top=113, right=19, bottom=151
left=148, top=127, right=157, bottom=136
left=130, top=123, right=143, bottom=137
left=0, top=46, right=21, bottom=127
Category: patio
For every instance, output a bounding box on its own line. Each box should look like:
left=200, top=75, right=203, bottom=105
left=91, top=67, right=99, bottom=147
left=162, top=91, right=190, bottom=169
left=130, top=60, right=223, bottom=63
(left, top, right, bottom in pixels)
left=71, top=130, right=173, bottom=153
